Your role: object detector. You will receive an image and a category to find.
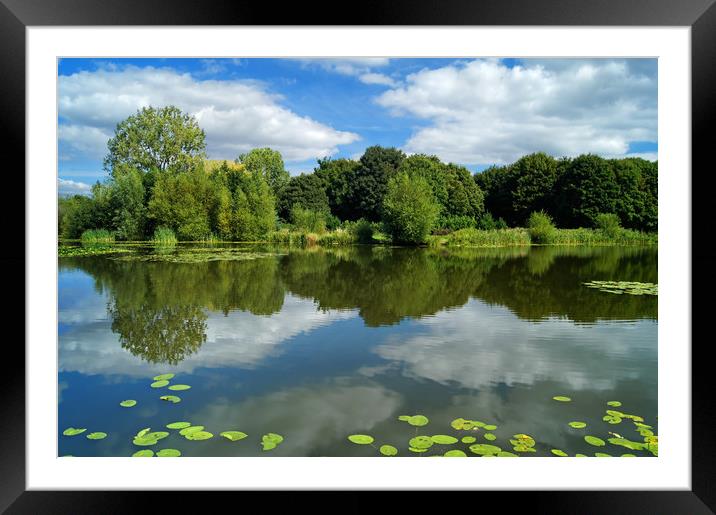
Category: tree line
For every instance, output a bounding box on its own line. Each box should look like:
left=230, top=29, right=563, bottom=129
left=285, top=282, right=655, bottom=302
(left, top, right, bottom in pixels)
left=59, top=105, right=657, bottom=244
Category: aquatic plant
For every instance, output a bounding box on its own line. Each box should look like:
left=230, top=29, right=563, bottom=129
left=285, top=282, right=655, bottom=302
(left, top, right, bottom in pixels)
left=583, top=281, right=657, bottom=296
left=119, top=400, right=137, bottom=408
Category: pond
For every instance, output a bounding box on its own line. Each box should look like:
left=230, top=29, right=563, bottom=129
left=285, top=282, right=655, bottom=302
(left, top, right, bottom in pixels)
left=58, top=244, right=657, bottom=457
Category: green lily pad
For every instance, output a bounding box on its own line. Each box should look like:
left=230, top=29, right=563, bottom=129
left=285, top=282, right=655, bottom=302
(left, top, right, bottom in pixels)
left=575, top=454, right=588, bottom=457
left=133, top=436, right=158, bottom=446
left=168, top=384, right=191, bottom=391
left=119, top=400, right=137, bottom=408
left=553, top=396, right=571, bottom=402
left=347, top=434, right=374, bottom=445
left=551, top=449, right=568, bottom=456
left=497, top=451, right=518, bottom=457
left=86, top=432, right=107, bottom=440
left=407, top=415, right=429, bottom=427
left=185, top=431, right=213, bottom=441
left=145, top=431, right=169, bottom=441
left=62, top=427, right=87, bottom=436
left=153, top=373, right=175, bottom=381
left=461, top=436, right=476, bottom=444
left=621, top=454, right=636, bottom=457
left=409, top=447, right=428, bottom=453
left=603, top=415, right=622, bottom=424
left=397, top=415, right=410, bottom=421
left=166, top=422, right=192, bottom=430
left=513, top=445, right=537, bottom=453
left=585, top=435, right=606, bottom=447
left=568, top=421, right=587, bottom=429
left=430, top=435, right=458, bottom=445
left=409, top=436, right=434, bottom=449
left=157, top=448, right=181, bottom=457
left=608, top=438, right=645, bottom=451
left=132, top=450, right=154, bottom=457
left=444, top=450, right=467, bottom=457
left=262, top=433, right=284, bottom=451
left=512, top=434, right=536, bottom=447
left=484, top=433, right=497, bottom=441
left=607, top=401, right=622, bottom=407
left=179, top=426, right=205, bottom=436
left=606, top=410, right=625, bottom=417
left=469, top=443, right=502, bottom=456
left=380, top=445, right=398, bottom=456
left=160, top=395, right=181, bottom=403
left=595, top=452, right=612, bottom=457
left=483, top=424, right=497, bottom=431
left=151, top=380, right=170, bottom=388
left=220, top=431, right=248, bottom=442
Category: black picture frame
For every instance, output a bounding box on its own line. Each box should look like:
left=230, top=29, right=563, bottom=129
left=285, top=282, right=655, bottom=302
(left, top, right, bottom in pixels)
left=3, top=0, right=714, bottom=512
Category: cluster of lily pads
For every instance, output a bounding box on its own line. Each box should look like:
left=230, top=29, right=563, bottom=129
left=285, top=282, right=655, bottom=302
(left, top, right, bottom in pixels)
left=347, top=397, right=657, bottom=458
left=62, top=372, right=285, bottom=457
left=110, top=248, right=283, bottom=264
left=583, top=281, right=658, bottom=296
left=58, top=245, right=134, bottom=258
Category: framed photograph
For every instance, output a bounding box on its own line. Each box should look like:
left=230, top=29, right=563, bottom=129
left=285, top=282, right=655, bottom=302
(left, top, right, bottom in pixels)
left=5, top=0, right=713, bottom=512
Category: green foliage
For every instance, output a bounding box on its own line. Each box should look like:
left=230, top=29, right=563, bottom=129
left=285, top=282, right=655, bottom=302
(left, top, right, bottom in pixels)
left=238, top=148, right=290, bottom=194
left=527, top=211, right=557, bottom=244
left=382, top=172, right=440, bottom=245
left=290, top=206, right=327, bottom=234
left=104, top=105, right=206, bottom=176
left=81, top=229, right=115, bottom=244
left=151, top=227, right=178, bottom=244
left=436, top=215, right=475, bottom=232
left=278, top=173, right=330, bottom=221
left=314, top=158, right=361, bottom=221
left=346, top=146, right=406, bottom=221
left=511, top=152, right=559, bottom=223
left=429, top=228, right=531, bottom=247
left=59, top=195, right=96, bottom=239
left=595, top=213, right=622, bottom=238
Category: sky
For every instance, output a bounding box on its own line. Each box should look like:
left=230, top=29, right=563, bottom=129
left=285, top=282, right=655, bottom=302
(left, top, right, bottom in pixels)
left=57, top=57, right=657, bottom=197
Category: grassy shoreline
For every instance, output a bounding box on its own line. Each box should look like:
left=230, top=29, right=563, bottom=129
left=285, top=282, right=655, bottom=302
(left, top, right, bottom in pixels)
left=60, top=226, right=657, bottom=251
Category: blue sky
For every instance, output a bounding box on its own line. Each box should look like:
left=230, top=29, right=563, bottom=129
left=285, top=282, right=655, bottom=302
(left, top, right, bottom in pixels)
left=58, top=57, right=657, bottom=196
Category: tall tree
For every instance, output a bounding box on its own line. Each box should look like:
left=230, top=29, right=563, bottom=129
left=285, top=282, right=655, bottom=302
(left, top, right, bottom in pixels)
left=314, top=157, right=361, bottom=220
left=382, top=172, right=440, bottom=244
left=346, top=146, right=405, bottom=221
left=104, top=106, right=206, bottom=177
left=238, top=148, right=290, bottom=195
left=276, top=173, right=329, bottom=221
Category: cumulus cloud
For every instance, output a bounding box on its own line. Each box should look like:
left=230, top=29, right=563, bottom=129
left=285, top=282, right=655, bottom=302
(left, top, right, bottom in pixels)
left=58, top=65, right=359, bottom=164
left=298, top=58, right=391, bottom=76
left=58, top=178, right=92, bottom=196
left=359, top=72, right=397, bottom=87
left=376, top=58, right=657, bottom=164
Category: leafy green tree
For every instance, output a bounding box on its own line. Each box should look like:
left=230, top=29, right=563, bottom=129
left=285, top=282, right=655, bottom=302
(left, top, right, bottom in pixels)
left=398, top=154, right=449, bottom=209
left=314, top=158, right=361, bottom=220
left=554, top=154, right=619, bottom=228
left=474, top=165, right=519, bottom=225
left=238, top=148, right=290, bottom=195
left=110, top=166, right=146, bottom=240
left=527, top=210, right=557, bottom=244
left=104, top=106, right=206, bottom=176
left=511, top=152, right=559, bottom=223
left=276, top=173, right=329, bottom=221
left=59, top=194, right=96, bottom=238
left=347, top=146, right=406, bottom=221
left=232, top=168, right=276, bottom=241
left=382, top=172, right=440, bottom=244
left=444, top=164, right=484, bottom=219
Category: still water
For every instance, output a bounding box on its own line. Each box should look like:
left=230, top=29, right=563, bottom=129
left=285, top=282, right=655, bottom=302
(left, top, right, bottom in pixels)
left=58, top=244, right=657, bottom=457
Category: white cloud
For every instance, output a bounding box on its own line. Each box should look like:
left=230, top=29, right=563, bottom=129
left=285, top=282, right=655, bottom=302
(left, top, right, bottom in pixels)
left=376, top=59, right=657, bottom=164
left=359, top=72, right=397, bottom=87
left=59, top=66, right=359, bottom=164
left=298, top=58, right=391, bottom=77
left=58, top=178, right=92, bottom=196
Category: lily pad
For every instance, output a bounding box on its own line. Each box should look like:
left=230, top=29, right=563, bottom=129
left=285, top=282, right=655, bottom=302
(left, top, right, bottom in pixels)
left=185, top=431, right=213, bottom=441
left=469, top=443, right=502, bottom=456
left=585, top=435, right=606, bottom=447
left=262, top=433, right=284, bottom=451
left=380, top=445, right=398, bottom=456
left=595, top=452, right=612, bottom=457
left=86, top=432, right=107, bottom=440
left=568, top=421, right=587, bottom=429
left=119, top=400, right=137, bottom=408
left=166, top=422, right=192, bottom=430
left=607, top=438, right=645, bottom=451
left=145, top=431, right=169, bottom=441
left=136, top=428, right=151, bottom=438
left=409, top=447, right=428, bottom=453
left=409, top=436, right=434, bottom=450
left=444, top=450, right=467, bottom=457
left=607, top=401, right=622, bottom=407
left=461, top=436, right=476, bottom=444
left=151, top=380, right=170, bottom=388
left=132, top=450, right=154, bottom=457
left=157, top=448, right=181, bottom=457
left=407, top=415, right=429, bottom=427
left=398, top=415, right=410, bottom=421
left=180, top=426, right=205, bottom=436
left=497, top=451, right=518, bottom=457
left=160, top=395, right=181, bottom=403
left=153, top=373, right=175, bottom=381
left=220, top=431, right=248, bottom=442
left=62, top=427, right=87, bottom=436
left=483, top=424, right=497, bottom=431
left=484, top=433, right=497, bottom=441
left=347, top=434, right=374, bottom=445
left=133, top=436, right=158, bottom=446
left=552, top=396, right=571, bottom=402
left=168, top=384, right=191, bottom=391
left=551, top=449, right=568, bottom=456
left=430, top=435, right=458, bottom=445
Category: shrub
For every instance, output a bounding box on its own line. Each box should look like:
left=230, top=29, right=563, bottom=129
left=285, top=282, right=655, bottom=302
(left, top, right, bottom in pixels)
left=527, top=210, right=557, bottom=244
left=150, top=227, right=178, bottom=244
left=595, top=213, right=622, bottom=238
left=438, top=214, right=475, bottom=232
left=80, top=229, right=115, bottom=244
left=291, top=206, right=326, bottom=234
left=382, top=172, right=440, bottom=245
left=477, top=213, right=497, bottom=230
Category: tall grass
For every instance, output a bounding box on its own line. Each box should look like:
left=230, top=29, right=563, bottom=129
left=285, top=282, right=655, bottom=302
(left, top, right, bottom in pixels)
left=428, top=228, right=531, bottom=247
left=150, top=227, right=178, bottom=245
left=80, top=229, right=115, bottom=244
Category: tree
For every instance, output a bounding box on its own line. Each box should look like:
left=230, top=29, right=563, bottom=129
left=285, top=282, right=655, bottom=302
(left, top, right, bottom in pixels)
left=474, top=164, right=519, bottom=225
left=104, top=106, right=207, bottom=176
left=510, top=152, right=559, bottom=224
left=58, top=194, right=95, bottom=238
left=276, top=173, right=329, bottom=221
left=238, top=148, right=290, bottom=195
left=382, top=172, right=440, bottom=244
left=314, top=157, right=361, bottom=220
left=110, top=166, right=147, bottom=240
left=346, top=146, right=406, bottom=221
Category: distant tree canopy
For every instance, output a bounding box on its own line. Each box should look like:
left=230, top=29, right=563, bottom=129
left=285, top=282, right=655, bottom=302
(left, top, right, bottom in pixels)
left=59, top=105, right=658, bottom=243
